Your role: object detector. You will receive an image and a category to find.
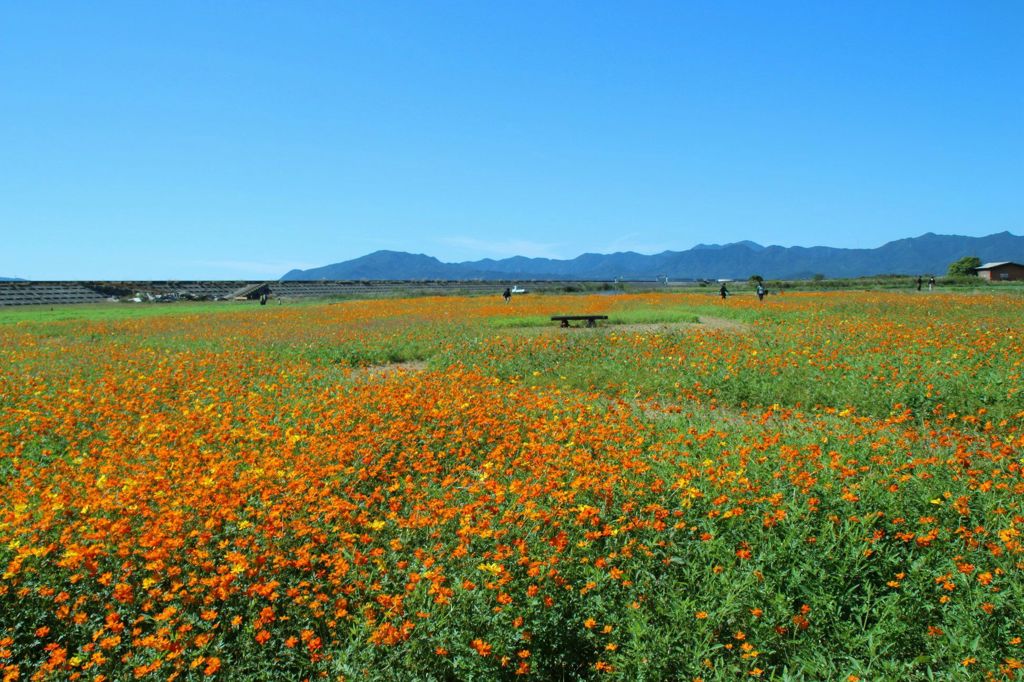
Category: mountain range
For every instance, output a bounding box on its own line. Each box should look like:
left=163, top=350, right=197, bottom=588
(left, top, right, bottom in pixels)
left=281, top=231, right=1024, bottom=281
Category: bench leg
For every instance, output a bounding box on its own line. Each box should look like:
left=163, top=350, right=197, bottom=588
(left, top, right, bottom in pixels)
left=586, top=319, right=596, bottom=327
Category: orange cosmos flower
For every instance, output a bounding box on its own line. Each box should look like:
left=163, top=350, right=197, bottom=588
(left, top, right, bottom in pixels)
left=203, top=656, right=221, bottom=675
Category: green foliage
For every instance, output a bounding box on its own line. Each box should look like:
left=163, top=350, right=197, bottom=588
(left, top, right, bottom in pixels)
left=947, top=256, right=981, bottom=277
left=3, top=291, right=1024, bottom=680
left=486, top=315, right=552, bottom=329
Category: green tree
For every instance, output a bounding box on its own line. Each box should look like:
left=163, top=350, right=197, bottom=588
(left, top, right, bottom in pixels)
left=947, top=256, right=981, bottom=277
left=749, top=274, right=764, bottom=283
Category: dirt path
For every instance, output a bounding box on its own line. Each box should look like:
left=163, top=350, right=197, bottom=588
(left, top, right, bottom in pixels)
left=347, top=360, right=429, bottom=379
left=695, top=316, right=751, bottom=331
left=599, top=316, right=750, bottom=334
left=349, top=317, right=749, bottom=377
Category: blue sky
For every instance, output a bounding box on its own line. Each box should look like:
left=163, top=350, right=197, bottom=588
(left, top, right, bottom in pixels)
left=2, top=2, right=1021, bottom=280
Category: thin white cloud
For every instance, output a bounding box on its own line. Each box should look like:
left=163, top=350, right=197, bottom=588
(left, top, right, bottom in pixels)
left=190, top=260, right=320, bottom=277
left=438, top=237, right=567, bottom=261
left=600, top=233, right=672, bottom=255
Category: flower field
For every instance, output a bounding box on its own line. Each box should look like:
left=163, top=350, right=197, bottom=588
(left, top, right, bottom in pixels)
left=1, top=290, right=1023, bottom=680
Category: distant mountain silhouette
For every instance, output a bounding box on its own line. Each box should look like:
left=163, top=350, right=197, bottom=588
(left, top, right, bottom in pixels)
left=281, top=231, right=1024, bottom=281
left=0, top=277, right=25, bottom=282
left=692, top=240, right=766, bottom=252
left=287, top=251, right=458, bottom=280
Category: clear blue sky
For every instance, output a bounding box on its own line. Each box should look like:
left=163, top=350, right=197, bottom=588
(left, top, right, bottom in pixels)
left=2, top=2, right=1021, bottom=280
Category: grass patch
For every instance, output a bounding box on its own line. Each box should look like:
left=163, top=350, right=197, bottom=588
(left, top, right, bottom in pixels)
left=486, top=315, right=554, bottom=329
left=0, top=301, right=255, bottom=325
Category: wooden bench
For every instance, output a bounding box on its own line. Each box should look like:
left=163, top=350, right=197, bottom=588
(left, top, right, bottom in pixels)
left=551, top=315, right=608, bottom=328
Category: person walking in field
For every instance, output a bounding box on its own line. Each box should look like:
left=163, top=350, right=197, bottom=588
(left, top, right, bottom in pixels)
left=756, top=282, right=766, bottom=301
left=719, top=283, right=729, bottom=299
left=916, top=276, right=923, bottom=291
left=502, top=287, right=512, bottom=304
left=928, top=276, right=935, bottom=291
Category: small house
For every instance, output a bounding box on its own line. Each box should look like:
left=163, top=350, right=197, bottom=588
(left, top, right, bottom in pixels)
left=975, top=262, right=1024, bottom=282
